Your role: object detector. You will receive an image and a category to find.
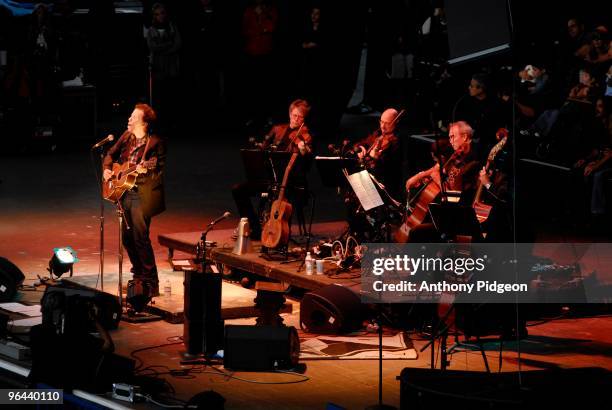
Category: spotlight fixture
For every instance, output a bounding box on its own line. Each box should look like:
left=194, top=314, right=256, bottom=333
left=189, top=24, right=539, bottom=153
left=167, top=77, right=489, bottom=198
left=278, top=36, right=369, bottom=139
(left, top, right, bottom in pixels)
left=48, top=247, right=78, bottom=278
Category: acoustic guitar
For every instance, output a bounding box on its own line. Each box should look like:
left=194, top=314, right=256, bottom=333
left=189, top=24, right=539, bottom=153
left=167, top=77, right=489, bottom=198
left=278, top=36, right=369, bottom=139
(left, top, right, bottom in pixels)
left=102, top=162, right=147, bottom=203
left=261, top=152, right=299, bottom=249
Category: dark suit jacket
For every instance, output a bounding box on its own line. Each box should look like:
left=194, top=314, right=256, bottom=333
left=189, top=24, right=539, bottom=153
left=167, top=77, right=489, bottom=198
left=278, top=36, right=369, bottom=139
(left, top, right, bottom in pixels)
left=355, top=131, right=401, bottom=198
left=104, top=131, right=166, bottom=218
left=264, top=123, right=313, bottom=153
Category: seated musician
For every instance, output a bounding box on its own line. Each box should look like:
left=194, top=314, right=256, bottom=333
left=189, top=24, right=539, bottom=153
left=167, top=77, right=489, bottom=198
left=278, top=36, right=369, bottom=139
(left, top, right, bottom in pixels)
left=354, top=108, right=402, bottom=198
left=404, top=121, right=481, bottom=242
left=478, top=141, right=514, bottom=242
left=232, top=99, right=314, bottom=239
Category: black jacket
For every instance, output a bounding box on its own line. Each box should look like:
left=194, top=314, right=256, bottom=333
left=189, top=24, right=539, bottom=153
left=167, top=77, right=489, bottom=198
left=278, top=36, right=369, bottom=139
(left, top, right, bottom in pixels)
left=104, top=131, right=166, bottom=218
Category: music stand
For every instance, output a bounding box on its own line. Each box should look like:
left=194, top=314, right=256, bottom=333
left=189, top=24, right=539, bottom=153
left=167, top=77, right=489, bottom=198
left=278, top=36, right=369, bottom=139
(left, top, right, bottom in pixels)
left=240, top=149, right=271, bottom=185
left=240, top=149, right=298, bottom=186
left=428, top=203, right=483, bottom=242
left=315, top=156, right=359, bottom=188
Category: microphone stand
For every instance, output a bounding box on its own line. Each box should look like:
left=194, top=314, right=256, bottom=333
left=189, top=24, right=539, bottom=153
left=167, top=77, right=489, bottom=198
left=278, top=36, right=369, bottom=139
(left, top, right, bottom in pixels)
left=91, top=135, right=114, bottom=291
left=192, top=213, right=228, bottom=358
left=116, top=201, right=131, bottom=310
left=94, top=145, right=109, bottom=291
left=365, top=305, right=397, bottom=410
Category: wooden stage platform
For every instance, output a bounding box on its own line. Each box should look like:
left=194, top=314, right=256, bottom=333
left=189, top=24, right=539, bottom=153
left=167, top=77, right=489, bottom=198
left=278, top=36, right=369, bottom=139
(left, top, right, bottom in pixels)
left=158, top=221, right=362, bottom=292
left=64, top=272, right=293, bottom=324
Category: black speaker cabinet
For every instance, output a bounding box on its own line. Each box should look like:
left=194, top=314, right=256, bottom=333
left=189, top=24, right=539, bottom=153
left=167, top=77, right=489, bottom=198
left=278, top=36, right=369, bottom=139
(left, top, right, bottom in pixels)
left=183, top=269, right=224, bottom=356
left=41, top=284, right=121, bottom=331
left=300, top=284, right=364, bottom=334
left=0, top=257, right=26, bottom=303
left=398, top=367, right=611, bottom=409
left=224, top=325, right=300, bottom=371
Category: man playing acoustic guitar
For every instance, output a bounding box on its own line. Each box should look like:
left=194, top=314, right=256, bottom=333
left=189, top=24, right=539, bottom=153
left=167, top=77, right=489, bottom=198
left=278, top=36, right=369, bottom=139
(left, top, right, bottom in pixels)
left=103, top=103, right=166, bottom=296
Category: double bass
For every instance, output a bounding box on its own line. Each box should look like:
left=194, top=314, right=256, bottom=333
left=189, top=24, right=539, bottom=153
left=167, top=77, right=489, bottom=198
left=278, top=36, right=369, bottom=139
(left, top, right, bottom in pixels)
left=472, top=128, right=509, bottom=223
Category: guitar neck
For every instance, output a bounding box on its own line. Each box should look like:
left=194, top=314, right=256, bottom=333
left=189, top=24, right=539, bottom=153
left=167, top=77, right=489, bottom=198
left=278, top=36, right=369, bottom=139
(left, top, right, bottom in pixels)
left=277, top=153, right=298, bottom=202
left=472, top=136, right=507, bottom=206
left=472, top=181, right=485, bottom=205
left=125, top=164, right=138, bottom=174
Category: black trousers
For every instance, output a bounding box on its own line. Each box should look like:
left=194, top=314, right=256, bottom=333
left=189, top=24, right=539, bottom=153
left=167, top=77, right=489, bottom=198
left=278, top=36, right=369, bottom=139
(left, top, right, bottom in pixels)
left=120, top=191, right=158, bottom=286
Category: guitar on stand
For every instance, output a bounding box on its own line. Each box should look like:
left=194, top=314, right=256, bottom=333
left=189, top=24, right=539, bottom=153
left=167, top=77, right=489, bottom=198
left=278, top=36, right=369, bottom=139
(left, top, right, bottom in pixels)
left=261, top=152, right=299, bottom=250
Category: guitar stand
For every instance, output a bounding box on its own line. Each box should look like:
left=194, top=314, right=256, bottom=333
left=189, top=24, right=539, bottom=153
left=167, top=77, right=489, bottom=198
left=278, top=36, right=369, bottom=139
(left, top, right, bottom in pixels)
left=420, top=302, right=455, bottom=371
left=447, top=334, right=491, bottom=373
left=260, top=244, right=292, bottom=262
left=420, top=303, right=491, bottom=373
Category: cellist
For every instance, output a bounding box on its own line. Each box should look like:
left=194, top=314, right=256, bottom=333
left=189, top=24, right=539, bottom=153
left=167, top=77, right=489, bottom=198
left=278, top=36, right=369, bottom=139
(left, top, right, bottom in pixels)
left=403, top=121, right=481, bottom=242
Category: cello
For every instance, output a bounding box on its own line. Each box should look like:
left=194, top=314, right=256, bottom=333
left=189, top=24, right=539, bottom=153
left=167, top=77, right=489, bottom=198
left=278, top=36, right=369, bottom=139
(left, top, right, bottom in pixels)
left=394, top=145, right=459, bottom=242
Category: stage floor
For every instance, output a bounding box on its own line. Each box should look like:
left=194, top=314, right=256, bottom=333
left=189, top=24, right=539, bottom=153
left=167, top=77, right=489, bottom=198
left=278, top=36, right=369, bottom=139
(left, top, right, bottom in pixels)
left=107, top=304, right=612, bottom=409
left=2, top=136, right=612, bottom=408
left=63, top=272, right=293, bottom=323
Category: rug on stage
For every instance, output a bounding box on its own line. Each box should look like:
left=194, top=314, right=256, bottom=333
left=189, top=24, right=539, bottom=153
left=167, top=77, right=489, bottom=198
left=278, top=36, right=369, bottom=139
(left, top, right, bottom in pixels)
left=299, top=330, right=418, bottom=360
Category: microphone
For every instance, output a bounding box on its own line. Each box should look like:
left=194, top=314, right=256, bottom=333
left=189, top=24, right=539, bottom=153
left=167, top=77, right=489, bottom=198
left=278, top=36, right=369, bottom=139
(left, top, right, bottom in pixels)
left=91, top=134, right=114, bottom=149
left=207, top=211, right=231, bottom=227
left=341, top=139, right=354, bottom=156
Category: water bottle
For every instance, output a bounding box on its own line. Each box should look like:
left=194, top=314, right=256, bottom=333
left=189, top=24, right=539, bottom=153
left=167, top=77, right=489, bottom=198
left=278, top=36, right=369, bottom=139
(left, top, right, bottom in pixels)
left=305, top=252, right=314, bottom=275
left=164, top=279, right=172, bottom=297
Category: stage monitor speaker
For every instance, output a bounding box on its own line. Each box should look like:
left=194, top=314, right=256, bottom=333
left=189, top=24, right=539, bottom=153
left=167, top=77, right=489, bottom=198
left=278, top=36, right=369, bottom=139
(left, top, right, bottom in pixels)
left=30, top=323, right=135, bottom=392
left=183, top=269, right=224, bottom=356
left=224, top=325, right=299, bottom=371
left=41, top=284, right=121, bottom=331
left=398, top=367, right=611, bottom=409
left=0, top=257, right=26, bottom=303
left=300, top=284, right=364, bottom=334
left=444, top=0, right=511, bottom=64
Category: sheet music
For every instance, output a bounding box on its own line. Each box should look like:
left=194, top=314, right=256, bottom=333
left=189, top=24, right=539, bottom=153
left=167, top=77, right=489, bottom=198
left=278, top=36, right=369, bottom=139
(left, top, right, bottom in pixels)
left=346, top=170, right=384, bottom=211
left=0, top=303, right=41, bottom=314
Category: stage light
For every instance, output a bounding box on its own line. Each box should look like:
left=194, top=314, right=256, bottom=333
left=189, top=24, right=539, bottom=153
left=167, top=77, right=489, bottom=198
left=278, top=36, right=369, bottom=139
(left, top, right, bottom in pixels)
left=48, top=247, right=78, bottom=278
